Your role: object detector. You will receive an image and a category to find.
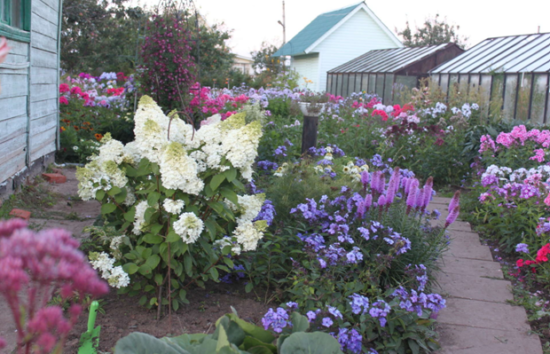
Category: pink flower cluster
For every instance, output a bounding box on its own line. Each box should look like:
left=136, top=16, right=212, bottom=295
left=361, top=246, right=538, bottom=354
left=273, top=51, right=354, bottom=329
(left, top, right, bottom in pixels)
left=495, top=125, right=550, bottom=149
left=0, top=219, right=108, bottom=353
left=190, top=84, right=250, bottom=119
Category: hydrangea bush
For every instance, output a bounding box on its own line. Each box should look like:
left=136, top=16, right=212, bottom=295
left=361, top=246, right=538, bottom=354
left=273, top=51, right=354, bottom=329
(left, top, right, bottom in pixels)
left=76, top=96, right=269, bottom=311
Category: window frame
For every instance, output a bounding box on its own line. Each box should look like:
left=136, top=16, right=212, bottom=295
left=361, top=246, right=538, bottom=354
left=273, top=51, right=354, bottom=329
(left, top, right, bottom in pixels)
left=0, top=0, right=31, bottom=42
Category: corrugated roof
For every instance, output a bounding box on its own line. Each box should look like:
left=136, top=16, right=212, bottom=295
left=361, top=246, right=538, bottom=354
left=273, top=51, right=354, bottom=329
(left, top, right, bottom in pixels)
left=430, top=32, right=550, bottom=74
left=272, top=2, right=362, bottom=57
left=328, top=44, right=454, bottom=73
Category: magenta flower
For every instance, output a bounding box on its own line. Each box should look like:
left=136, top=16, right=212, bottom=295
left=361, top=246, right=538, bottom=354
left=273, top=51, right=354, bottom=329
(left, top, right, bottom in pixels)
left=445, top=206, right=460, bottom=228
left=448, top=191, right=460, bottom=213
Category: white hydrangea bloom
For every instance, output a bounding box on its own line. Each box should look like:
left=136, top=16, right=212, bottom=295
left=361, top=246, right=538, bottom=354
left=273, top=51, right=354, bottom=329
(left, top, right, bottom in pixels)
left=133, top=201, right=149, bottom=235
left=229, top=194, right=265, bottom=223
left=173, top=212, right=204, bottom=244
left=89, top=252, right=115, bottom=272
left=163, top=199, right=185, bottom=214
left=98, top=138, right=125, bottom=165
left=159, top=142, right=204, bottom=195
left=108, top=266, right=131, bottom=288
left=232, top=220, right=267, bottom=252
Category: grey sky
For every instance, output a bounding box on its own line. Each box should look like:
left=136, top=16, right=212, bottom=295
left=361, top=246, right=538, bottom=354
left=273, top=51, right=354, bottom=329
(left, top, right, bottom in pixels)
left=138, top=0, right=550, bottom=57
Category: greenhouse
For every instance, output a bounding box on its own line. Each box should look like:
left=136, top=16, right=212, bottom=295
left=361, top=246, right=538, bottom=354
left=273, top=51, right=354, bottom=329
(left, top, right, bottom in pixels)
left=430, top=32, right=550, bottom=124
left=326, top=43, right=463, bottom=103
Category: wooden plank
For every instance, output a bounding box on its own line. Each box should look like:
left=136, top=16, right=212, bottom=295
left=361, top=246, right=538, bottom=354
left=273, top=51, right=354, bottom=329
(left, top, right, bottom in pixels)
left=30, top=98, right=57, bottom=120
left=31, top=83, right=57, bottom=102
left=32, top=0, right=59, bottom=25
left=31, top=48, right=57, bottom=68
left=30, top=112, right=57, bottom=135
left=30, top=31, right=57, bottom=54
left=0, top=73, right=28, bottom=98
left=30, top=67, right=57, bottom=84
left=0, top=133, right=27, bottom=181
left=0, top=96, right=27, bottom=121
left=5, top=39, right=29, bottom=56
left=0, top=115, right=27, bottom=145
left=4, top=53, right=28, bottom=65
left=31, top=12, right=58, bottom=40
left=30, top=127, right=56, bottom=161
left=39, top=0, right=59, bottom=12
left=0, top=152, right=26, bottom=184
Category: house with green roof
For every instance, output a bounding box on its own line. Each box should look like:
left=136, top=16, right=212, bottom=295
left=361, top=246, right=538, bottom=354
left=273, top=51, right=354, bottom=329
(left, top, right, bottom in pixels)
left=273, top=1, right=402, bottom=92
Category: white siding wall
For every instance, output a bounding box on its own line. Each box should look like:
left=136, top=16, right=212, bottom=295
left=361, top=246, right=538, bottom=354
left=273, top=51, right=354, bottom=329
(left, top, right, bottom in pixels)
left=0, top=40, right=30, bottom=183
left=29, top=0, right=60, bottom=162
left=0, top=0, right=60, bottom=185
left=312, top=9, right=401, bottom=92
left=291, top=54, right=320, bottom=90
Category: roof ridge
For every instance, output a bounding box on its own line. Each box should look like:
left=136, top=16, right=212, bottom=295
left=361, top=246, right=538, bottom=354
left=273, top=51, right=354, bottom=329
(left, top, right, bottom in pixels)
left=319, top=1, right=363, bottom=15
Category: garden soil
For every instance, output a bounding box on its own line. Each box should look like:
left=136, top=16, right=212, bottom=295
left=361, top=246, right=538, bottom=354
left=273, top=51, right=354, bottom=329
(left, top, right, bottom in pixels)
left=0, top=167, right=271, bottom=353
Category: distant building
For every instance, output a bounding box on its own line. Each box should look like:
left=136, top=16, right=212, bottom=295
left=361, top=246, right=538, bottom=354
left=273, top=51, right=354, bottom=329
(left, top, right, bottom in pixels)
left=273, top=1, right=402, bottom=92
left=0, top=0, right=62, bottom=196
left=430, top=32, right=550, bottom=124
left=232, top=54, right=255, bottom=76
left=328, top=43, right=464, bottom=103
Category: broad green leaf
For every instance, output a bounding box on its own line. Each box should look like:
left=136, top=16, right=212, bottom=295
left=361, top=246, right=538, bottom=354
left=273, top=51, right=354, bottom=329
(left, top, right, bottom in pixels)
left=146, top=255, right=161, bottom=269
left=226, top=314, right=275, bottom=344
left=123, top=263, right=139, bottom=275
left=232, top=179, right=245, bottom=190
left=290, top=312, right=309, bottom=333
left=184, top=255, right=193, bottom=276
left=150, top=224, right=163, bottom=236
left=124, top=206, right=136, bottom=222
left=208, top=267, right=219, bottom=281
left=242, top=337, right=276, bottom=353
left=205, top=219, right=217, bottom=240
left=408, top=339, right=420, bottom=354
left=143, top=234, right=163, bottom=244
left=101, top=203, right=117, bottom=214
left=220, top=187, right=239, bottom=206
left=108, top=186, right=122, bottom=196
left=216, top=324, right=230, bottom=352
left=115, top=188, right=128, bottom=203
left=166, top=230, right=180, bottom=243
left=148, top=192, right=161, bottom=207
left=138, top=296, right=147, bottom=306
left=279, top=332, right=343, bottom=354
left=95, top=190, right=105, bottom=201
left=138, top=264, right=152, bottom=276
left=210, top=174, right=226, bottom=191
left=224, top=168, right=237, bottom=182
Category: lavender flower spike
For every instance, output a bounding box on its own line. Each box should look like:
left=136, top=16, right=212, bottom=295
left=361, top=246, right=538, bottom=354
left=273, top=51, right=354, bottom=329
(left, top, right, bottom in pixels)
left=361, top=170, right=370, bottom=190
left=386, top=167, right=400, bottom=204
left=422, top=177, right=433, bottom=211
left=378, top=194, right=386, bottom=209
left=406, top=179, right=419, bottom=214
left=364, top=194, right=373, bottom=212
left=445, top=206, right=460, bottom=228
left=448, top=191, right=460, bottom=213
left=415, top=187, right=425, bottom=211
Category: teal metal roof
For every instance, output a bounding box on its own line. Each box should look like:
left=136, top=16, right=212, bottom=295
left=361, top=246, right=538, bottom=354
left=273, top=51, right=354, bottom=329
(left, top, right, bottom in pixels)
left=273, top=2, right=363, bottom=57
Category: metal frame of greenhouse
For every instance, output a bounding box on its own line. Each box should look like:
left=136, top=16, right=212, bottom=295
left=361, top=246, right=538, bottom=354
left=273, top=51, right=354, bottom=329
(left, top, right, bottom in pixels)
left=430, top=32, right=550, bottom=124
left=326, top=43, right=464, bottom=103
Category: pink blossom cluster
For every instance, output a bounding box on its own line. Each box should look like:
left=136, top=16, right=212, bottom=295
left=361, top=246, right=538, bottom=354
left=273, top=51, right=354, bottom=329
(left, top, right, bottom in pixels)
left=58, top=72, right=132, bottom=108
left=495, top=125, right=550, bottom=149
left=0, top=219, right=108, bottom=353
left=189, top=84, right=250, bottom=119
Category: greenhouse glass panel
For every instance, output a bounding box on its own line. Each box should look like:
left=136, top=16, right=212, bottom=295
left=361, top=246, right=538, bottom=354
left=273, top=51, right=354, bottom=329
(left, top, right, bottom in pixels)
left=393, top=76, right=416, bottom=105
left=361, top=74, right=369, bottom=93
left=335, top=74, right=342, bottom=96
left=439, top=74, right=449, bottom=94
left=375, top=74, right=385, bottom=98
left=516, top=74, right=532, bottom=121
left=327, top=75, right=333, bottom=94
left=384, top=74, right=394, bottom=104
left=532, top=75, right=548, bottom=125
left=469, top=74, right=480, bottom=94
left=480, top=75, right=492, bottom=120
left=342, top=75, right=349, bottom=97
left=348, top=74, right=356, bottom=95
left=503, top=75, right=518, bottom=121
left=355, top=74, right=362, bottom=95
left=369, top=74, right=376, bottom=93
left=489, top=74, right=505, bottom=120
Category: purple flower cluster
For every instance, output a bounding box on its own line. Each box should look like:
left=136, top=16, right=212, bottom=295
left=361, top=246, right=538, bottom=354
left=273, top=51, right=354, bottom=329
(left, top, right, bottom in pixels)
left=253, top=199, right=276, bottom=226
left=262, top=307, right=290, bottom=333
left=515, top=243, right=529, bottom=254
left=336, top=327, right=362, bottom=353
left=405, top=264, right=428, bottom=291
left=368, top=300, right=391, bottom=327
left=308, top=144, right=345, bottom=157
left=257, top=160, right=279, bottom=171
left=220, top=264, right=246, bottom=284
left=273, top=145, right=288, bottom=157
left=392, top=286, right=446, bottom=317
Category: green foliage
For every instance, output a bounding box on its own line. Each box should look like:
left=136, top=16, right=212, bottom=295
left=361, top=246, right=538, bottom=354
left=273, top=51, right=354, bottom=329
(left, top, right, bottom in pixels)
left=61, top=0, right=145, bottom=74
left=396, top=14, right=468, bottom=49
left=114, top=312, right=343, bottom=354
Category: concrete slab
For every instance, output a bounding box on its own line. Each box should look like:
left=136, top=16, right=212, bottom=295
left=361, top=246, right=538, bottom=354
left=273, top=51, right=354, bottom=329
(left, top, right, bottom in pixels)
left=432, top=197, right=451, bottom=205
left=30, top=218, right=96, bottom=238
left=438, top=298, right=530, bottom=331
left=447, top=222, right=472, bottom=232
left=446, top=238, right=493, bottom=261
left=435, top=272, right=513, bottom=303
left=0, top=298, right=17, bottom=354
left=436, top=323, right=542, bottom=354
left=438, top=257, right=503, bottom=278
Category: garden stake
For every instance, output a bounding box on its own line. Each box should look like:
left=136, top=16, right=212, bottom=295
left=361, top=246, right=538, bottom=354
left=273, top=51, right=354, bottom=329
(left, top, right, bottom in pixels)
left=78, top=301, right=101, bottom=354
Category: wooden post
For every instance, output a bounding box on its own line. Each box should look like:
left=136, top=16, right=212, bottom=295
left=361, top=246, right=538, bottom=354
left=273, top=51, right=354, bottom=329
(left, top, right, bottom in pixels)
left=301, top=115, right=319, bottom=154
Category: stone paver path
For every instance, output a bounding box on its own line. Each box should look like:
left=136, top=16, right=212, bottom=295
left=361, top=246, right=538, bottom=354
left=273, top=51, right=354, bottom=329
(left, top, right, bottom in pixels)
left=430, top=197, right=542, bottom=354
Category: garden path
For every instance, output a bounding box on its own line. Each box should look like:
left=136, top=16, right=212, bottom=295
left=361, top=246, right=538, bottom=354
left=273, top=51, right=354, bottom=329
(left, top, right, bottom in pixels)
left=0, top=167, right=100, bottom=354
left=429, top=197, right=543, bottom=354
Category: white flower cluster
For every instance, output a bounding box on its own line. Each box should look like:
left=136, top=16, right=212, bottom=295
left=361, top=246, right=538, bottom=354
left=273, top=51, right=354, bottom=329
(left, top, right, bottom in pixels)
left=342, top=161, right=368, bottom=183
left=423, top=102, right=447, bottom=118
left=163, top=199, right=185, bottom=214
left=89, top=252, right=130, bottom=289
left=274, top=162, right=290, bottom=177
left=110, top=236, right=126, bottom=260
left=173, top=212, right=204, bottom=244
left=482, top=164, right=550, bottom=184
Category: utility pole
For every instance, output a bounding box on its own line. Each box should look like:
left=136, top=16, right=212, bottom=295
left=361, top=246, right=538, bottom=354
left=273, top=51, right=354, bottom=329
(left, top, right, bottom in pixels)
left=277, top=1, right=286, bottom=72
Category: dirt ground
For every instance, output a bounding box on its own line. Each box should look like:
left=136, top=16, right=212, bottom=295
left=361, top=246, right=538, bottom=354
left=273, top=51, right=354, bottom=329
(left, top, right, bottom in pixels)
left=0, top=167, right=271, bottom=354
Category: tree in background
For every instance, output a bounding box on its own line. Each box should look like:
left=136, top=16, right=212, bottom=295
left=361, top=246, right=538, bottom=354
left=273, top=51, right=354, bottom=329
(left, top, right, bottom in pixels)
left=61, top=0, right=145, bottom=74
left=396, top=14, right=468, bottom=49
left=250, top=41, right=283, bottom=88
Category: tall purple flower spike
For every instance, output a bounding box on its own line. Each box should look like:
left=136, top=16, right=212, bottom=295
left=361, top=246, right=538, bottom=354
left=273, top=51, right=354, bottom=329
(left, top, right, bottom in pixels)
left=422, top=177, right=433, bottom=211
left=364, top=194, right=373, bottom=211
left=406, top=179, right=419, bottom=214
left=448, top=191, right=460, bottom=212
left=445, top=206, right=460, bottom=228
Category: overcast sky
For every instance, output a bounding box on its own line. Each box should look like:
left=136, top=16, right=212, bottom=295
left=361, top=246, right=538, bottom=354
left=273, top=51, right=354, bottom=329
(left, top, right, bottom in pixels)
left=136, top=0, right=550, bottom=57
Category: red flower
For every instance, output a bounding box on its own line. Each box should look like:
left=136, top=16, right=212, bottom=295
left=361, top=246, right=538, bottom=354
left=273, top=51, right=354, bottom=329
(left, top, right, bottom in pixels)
left=536, top=243, right=550, bottom=263
left=70, top=86, right=82, bottom=95
left=59, top=96, right=69, bottom=105
left=517, top=259, right=524, bottom=268
left=59, top=84, right=70, bottom=93
left=372, top=110, right=388, bottom=121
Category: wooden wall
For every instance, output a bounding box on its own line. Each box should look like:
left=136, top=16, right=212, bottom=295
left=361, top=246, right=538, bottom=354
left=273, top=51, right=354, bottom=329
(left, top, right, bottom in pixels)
left=0, top=0, right=60, bottom=186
